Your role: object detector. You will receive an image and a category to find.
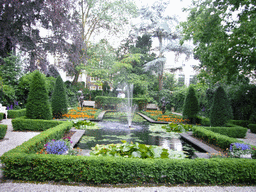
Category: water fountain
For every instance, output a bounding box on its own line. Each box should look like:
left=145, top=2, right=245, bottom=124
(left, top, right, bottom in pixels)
left=125, top=84, right=137, bottom=128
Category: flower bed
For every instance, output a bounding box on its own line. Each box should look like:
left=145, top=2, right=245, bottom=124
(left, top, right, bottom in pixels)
left=62, top=107, right=101, bottom=119
left=141, top=110, right=189, bottom=123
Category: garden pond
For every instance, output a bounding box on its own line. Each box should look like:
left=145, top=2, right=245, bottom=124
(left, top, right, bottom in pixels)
left=74, top=113, right=205, bottom=158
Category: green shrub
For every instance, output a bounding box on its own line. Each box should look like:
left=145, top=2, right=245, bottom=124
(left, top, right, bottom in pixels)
left=0, top=113, right=4, bottom=121
left=248, top=124, right=256, bottom=134
left=0, top=124, right=7, bottom=139
left=197, top=116, right=210, bottom=126
left=229, top=120, right=250, bottom=128
left=26, top=70, right=52, bottom=120
left=11, top=117, right=63, bottom=131
left=52, top=76, right=68, bottom=119
left=204, top=126, right=247, bottom=138
left=7, top=109, right=26, bottom=119
left=249, top=111, right=256, bottom=124
left=95, top=96, right=147, bottom=110
left=210, top=86, right=233, bottom=127
left=183, top=86, right=199, bottom=123
left=192, top=126, right=241, bottom=149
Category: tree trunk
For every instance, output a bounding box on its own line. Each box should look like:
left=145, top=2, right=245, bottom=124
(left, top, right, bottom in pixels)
left=72, top=69, right=81, bottom=85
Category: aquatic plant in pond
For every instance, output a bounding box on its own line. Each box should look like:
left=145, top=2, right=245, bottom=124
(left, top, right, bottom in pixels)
left=90, top=140, right=186, bottom=159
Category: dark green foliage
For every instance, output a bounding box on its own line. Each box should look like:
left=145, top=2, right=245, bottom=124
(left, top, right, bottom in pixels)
left=229, top=120, right=250, bottom=128
left=7, top=109, right=26, bottom=119
left=0, top=124, right=7, bottom=139
left=210, top=86, right=233, bottom=126
left=250, top=111, right=256, bottom=124
left=95, top=96, right=147, bottom=110
left=12, top=117, right=62, bottom=131
left=51, top=76, right=68, bottom=119
left=192, top=126, right=242, bottom=149
left=26, top=71, right=52, bottom=120
left=0, top=113, right=4, bottom=121
left=183, top=86, right=199, bottom=123
left=204, top=127, right=248, bottom=138
left=249, top=124, right=256, bottom=134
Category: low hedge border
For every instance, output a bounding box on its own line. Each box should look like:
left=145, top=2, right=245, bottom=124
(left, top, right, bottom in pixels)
left=7, top=109, right=26, bottom=119
left=0, top=112, right=4, bottom=121
left=192, top=126, right=243, bottom=150
left=0, top=124, right=7, bottom=139
left=204, top=126, right=248, bottom=138
left=12, top=117, right=63, bottom=131
left=229, top=120, right=250, bottom=128
left=1, top=121, right=256, bottom=184
left=249, top=124, right=256, bottom=134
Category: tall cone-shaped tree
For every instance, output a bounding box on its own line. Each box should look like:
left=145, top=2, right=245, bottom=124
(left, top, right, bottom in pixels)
left=210, top=86, right=233, bottom=126
left=26, top=70, right=52, bottom=119
left=52, top=76, right=68, bottom=119
left=183, top=86, right=199, bottom=124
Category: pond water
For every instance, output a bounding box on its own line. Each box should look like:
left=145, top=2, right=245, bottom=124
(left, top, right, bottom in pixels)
left=75, top=120, right=201, bottom=158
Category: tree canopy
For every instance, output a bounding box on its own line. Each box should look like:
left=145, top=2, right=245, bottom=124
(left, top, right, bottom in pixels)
left=181, top=0, right=256, bottom=84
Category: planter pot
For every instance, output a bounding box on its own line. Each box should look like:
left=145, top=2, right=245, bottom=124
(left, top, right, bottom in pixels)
left=231, top=152, right=252, bottom=159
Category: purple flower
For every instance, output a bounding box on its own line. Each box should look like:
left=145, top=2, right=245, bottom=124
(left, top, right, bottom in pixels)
left=10, top=105, right=13, bottom=109
left=230, top=143, right=251, bottom=151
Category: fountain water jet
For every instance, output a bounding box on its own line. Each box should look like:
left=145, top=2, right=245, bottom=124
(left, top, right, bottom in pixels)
left=118, top=83, right=137, bottom=128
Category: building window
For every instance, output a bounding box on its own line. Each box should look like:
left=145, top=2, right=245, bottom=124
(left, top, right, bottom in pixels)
left=90, top=77, right=96, bottom=82
left=98, top=86, right=103, bottom=90
left=178, top=74, right=185, bottom=87
left=90, top=86, right=96, bottom=90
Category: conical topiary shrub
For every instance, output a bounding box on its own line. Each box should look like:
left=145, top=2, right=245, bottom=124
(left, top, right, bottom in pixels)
left=210, top=86, right=233, bottom=126
left=183, top=86, right=199, bottom=124
left=51, top=76, right=68, bottom=119
left=26, top=70, right=52, bottom=120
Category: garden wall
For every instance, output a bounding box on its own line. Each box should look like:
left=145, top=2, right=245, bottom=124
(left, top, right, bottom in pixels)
left=1, top=121, right=256, bottom=184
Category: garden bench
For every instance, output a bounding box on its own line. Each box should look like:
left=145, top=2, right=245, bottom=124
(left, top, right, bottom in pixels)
left=0, top=103, right=8, bottom=119
left=82, top=100, right=95, bottom=108
left=146, top=103, right=159, bottom=110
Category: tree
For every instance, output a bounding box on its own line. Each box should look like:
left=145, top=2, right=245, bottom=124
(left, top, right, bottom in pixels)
left=134, top=0, right=192, bottom=91
left=183, top=86, right=199, bottom=124
left=210, top=86, right=233, bottom=126
left=26, top=71, right=52, bottom=120
left=181, top=0, right=256, bottom=83
left=65, top=0, right=137, bottom=85
left=0, top=0, right=76, bottom=73
left=51, top=76, right=68, bottom=119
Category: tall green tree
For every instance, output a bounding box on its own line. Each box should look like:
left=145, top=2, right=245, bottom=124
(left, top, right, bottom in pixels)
left=183, top=86, right=199, bottom=123
left=210, top=86, right=233, bottom=126
left=66, top=0, right=137, bottom=85
left=26, top=71, right=52, bottom=120
left=52, top=76, right=68, bottom=119
left=134, top=0, right=192, bottom=91
left=181, top=0, right=256, bottom=83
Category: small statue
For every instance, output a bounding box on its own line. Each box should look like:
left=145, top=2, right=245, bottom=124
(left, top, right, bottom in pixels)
left=160, top=97, right=169, bottom=114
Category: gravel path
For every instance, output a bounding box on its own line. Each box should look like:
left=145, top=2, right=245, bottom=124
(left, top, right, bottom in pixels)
left=1, top=119, right=256, bottom=192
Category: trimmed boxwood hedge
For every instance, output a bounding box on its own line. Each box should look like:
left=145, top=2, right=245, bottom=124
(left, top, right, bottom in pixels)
left=12, top=117, right=63, bottom=131
left=192, top=126, right=242, bottom=149
left=0, top=124, right=7, bottom=139
left=7, top=109, right=26, bottom=119
left=95, top=96, right=147, bottom=111
left=0, top=112, right=4, bottom=121
left=1, top=121, right=256, bottom=184
left=249, top=124, right=256, bottom=134
left=204, top=126, right=248, bottom=138
left=229, top=120, right=250, bottom=128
